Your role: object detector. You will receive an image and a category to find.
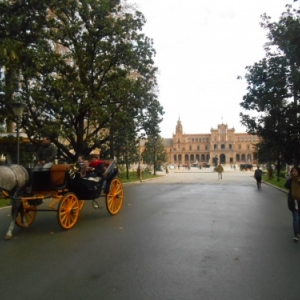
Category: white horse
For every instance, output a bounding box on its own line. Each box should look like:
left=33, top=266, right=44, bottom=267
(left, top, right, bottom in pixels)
left=0, top=165, right=29, bottom=240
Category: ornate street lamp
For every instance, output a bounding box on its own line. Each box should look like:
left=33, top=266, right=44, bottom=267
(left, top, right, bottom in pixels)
left=11, top=102, right=26, bottom=164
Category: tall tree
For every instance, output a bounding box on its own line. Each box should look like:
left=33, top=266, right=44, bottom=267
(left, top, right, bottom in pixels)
left=0, top=0, right=163, bottom=163
left=141, top=135, right=167, bottom=175
left=240, top=5, right=300, bottom=165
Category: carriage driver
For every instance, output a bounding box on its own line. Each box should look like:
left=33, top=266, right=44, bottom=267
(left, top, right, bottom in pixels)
left=34, top=137, right=57, bottom=171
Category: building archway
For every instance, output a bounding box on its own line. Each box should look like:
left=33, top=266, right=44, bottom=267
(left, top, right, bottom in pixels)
left=185, top=154, right=189, bottom=163
left=220, top=153, right=226, bottom=164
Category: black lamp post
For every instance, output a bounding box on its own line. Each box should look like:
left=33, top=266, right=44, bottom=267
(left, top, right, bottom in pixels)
left=137, top=138, right=141, bottom=180
left=11, top=102, right=25, bottom=164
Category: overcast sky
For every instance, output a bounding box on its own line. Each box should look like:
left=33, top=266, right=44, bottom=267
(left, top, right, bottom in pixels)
left=129, top=0, right=297, bottom=137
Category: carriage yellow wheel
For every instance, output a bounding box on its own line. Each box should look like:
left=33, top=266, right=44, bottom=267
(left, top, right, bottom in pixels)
left=15, top=206, right=37, bottom=228
left=78, top=200, right=85, bottom=210
left=57, top=193, right=80, bottom=229
left=105, top=178, right=124, bottom=215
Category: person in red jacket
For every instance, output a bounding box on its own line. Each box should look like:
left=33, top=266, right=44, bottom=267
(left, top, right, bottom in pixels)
left=88, top=155, right=105, bottom=177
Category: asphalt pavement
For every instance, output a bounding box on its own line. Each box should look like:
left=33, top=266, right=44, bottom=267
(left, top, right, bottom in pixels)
left=0, top=165, right=297, bottom=300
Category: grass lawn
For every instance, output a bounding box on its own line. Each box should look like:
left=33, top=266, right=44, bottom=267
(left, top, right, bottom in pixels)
left=119, top=170, right=159, bottom=183
left=262, top=172, right=288, bottom=191
left=0, top=198, right=10, bottom=208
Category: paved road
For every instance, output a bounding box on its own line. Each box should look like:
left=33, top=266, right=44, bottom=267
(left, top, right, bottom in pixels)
left=0, top=166, right=297, bottom=300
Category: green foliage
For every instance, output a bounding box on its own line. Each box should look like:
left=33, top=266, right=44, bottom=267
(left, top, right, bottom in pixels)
left=0, top=136, right=37, bottom=165
left=0, top=0, right=163, bottom=163
left=0, top=122, right=5, bottom=133
left=116, top=168, right=157, bottom=183
left=262, top=172, right=287, bottom=190
left=240, top=5, right=300, bottom=165
left=143, top=166, right=152, bottom=174
left=141, top=135, right=167, bottom=174
left=0, top=198, right=10, bottom=208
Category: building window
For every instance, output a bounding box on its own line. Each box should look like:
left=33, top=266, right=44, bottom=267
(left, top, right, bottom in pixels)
left=197, top=146, right=200, bottom=150
left=214, top=144, right=217, bottom=149
left=189, top=146, right=192, bottom=150
left=221, top=144, right=225, bottom=149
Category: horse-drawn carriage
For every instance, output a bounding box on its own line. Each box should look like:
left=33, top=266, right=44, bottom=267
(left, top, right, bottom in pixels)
left=0, top=160, right=124, bottom=240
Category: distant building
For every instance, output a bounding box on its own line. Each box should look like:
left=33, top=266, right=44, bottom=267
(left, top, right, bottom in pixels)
left=163, top=118, right=259, bottom=165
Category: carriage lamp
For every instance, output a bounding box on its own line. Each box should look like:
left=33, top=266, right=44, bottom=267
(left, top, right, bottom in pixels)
left=11, top=102, right=26, bottom=165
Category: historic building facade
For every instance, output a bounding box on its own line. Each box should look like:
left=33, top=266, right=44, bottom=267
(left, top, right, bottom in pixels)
left=163, top=119, right=259, bottom=165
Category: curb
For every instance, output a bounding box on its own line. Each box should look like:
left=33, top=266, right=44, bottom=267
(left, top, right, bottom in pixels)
left=249, top=175, right=288, bottom=194
left=0, top=205, right=9, bottom=210
left=262, top=180, right=288, bottom=194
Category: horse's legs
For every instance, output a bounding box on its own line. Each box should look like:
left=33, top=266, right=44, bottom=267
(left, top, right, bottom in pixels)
left=5, top=220, right=15, bottom=240
left=5, top=205, right=16, bottom=240
left=20, top=209, right=28, bottom=228
left=4, top=199, right=26, bottom=241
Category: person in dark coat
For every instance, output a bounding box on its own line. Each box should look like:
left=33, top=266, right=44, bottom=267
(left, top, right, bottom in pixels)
left=34, top=137, right=57, bottom=171
left=254, top=165, right=263, bottom=189
left=285, top=166, right=300, bottom=242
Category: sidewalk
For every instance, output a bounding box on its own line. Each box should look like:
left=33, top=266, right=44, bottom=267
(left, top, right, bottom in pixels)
left=150, top=165, right=288, bottom=195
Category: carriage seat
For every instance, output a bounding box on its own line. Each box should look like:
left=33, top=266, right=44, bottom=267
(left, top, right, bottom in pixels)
left=51, top=164, right=73, bottom=188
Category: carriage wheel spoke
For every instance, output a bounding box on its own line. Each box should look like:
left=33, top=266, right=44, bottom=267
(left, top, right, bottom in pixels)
left=106, top=178, right=124, bottom=215
left=57, top=193, right=79, bottom=229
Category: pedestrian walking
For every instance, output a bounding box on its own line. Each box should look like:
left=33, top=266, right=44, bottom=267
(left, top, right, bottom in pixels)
left=284, top=166, right=300, bottom=242
left=254, top=165, right=263, bottom=189
left=216, top=164, right=224, bottom=179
